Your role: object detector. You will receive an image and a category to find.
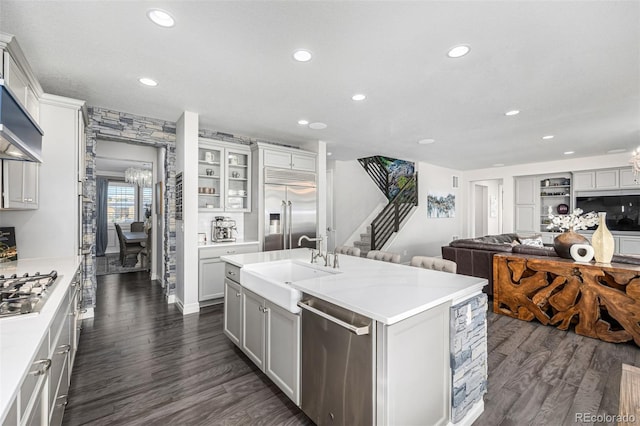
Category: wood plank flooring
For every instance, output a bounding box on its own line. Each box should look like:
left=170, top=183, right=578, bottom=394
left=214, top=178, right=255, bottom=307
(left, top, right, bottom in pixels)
left=63, top=272, right=640, bottom=425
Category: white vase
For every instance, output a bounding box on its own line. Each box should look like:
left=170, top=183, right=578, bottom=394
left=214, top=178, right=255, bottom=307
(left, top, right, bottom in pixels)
left=592, top=212, right=614, bottom=263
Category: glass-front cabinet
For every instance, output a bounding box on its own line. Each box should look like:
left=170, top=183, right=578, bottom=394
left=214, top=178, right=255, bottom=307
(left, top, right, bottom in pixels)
left=226, top=148, right=250, bottom=211
left=198, top=139, right=251, bottom=212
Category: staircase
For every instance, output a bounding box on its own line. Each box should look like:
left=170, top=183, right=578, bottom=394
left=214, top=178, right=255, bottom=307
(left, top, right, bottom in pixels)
left=354, top=156, right=418, bottom=254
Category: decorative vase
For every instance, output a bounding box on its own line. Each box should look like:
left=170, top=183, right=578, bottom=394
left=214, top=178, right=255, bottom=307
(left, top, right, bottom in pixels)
left=553, top=227, right=590, bottom=259
left=592, top=212, right=614, bottom=263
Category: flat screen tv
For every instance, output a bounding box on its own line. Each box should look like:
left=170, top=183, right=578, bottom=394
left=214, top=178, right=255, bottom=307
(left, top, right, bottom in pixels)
left=575, top=195, right=640, bottom=232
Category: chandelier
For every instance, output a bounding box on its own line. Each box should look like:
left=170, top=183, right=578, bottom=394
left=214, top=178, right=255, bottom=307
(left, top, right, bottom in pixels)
left=124, top=168, right=152, bottom=187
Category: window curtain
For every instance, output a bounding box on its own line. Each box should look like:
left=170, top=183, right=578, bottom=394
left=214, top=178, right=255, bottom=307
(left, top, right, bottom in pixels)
left=96, top=177, right=109, bottom=257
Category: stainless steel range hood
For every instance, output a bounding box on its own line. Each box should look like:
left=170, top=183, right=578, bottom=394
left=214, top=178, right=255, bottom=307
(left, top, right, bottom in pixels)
left=0, top=82, right=43, bottom=162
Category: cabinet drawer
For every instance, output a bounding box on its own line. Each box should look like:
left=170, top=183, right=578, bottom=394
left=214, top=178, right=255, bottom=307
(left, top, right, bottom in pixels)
left=49, top=341, right=70, bottom=413
left=49, top=290, right=70, bottom=352
left=225, top=263, right=241, bottom=283
left=200, top=243, right=259, bottom=259
left=20, top=332, right=49, bottom=420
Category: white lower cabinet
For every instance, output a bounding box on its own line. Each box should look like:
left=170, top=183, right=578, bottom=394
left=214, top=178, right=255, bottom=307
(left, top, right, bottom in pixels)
left=223, top=278, right=243, bottom=346
left=233, top=285, right=301, bottom=405
left=199, top=243, right=259, bottom=304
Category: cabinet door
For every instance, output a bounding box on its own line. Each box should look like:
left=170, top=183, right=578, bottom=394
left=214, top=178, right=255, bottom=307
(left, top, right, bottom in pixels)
left=3, top=160, right=24, bottom=207
left=226, top=148, right=251, bottom=211
left=264, top=150, right=292, bottom=169
left=198, top=145, right=223, bottom=210
left=515, top=205, right=537, bottom=233
left=4, top=52, right=28, bottom=105
left=198, top=258, right=225, bottom=301
left=573, top=171, right=596, bottom=191
left=515, top=177, right=536, bottom=204
left=291, top=153, right=316, bottom=172
left=223, top=278, right=243, bottom=346
left=619, top=237, right=640, bottom=255
left=22, top=161, right=39, bottom=207
left=241, top=289, right=265, bottom=369
left=265, top=301, right=300, bottom=405
left=619, top=168, right=638, bottom=188
left=595, top=169, right=618, bottom=189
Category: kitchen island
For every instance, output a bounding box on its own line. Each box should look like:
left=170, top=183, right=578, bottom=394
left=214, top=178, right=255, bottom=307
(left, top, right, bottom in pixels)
left=0, top=256, right=82, bottom=426
left=221, top=248, right=488, bottom=426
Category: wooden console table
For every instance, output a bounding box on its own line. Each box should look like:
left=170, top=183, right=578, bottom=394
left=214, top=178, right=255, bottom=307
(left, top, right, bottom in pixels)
left=493, top=254, right=640, bottom=346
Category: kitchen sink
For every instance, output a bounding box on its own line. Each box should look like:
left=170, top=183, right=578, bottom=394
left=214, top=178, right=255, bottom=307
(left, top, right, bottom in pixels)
left=240, top=259, right=341, bottom=313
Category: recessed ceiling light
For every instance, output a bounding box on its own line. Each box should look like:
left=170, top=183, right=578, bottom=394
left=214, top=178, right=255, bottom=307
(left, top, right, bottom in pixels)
left=147, top=9, right=175, bottom=27
left=138, top=77, right=158, bottom=87
left=492, top=163, right=505, bottom=167
left=293, top=49, right=312, bottom=62
left=564, top=151, right=574, bottom=155
left=417, top=139, right=435, bottom=145
left=352, top=94, right=366, bottom=101
left=327, top=152, right=333, bottom=156
left=607, top=148, right=626, bottom=154
left=542, top=135, right=554, bottom=140
left=447, top=44, right=470, bottom=58
left=504, top=110, right=520, bottom=116
left=308, top=122, right=327, bottom=130
left=297, top=119, right=309, bottom=125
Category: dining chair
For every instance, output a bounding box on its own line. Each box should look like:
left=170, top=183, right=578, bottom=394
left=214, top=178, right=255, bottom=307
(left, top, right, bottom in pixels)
left=115, top=223, right=144, bottom=267
left=366, top=250, right=401, bottom=264
left=130, top=221, right=145, bottom=232
left=334, top=245, right=361, bottom=257
left=140, top=228, right=152, bottom=271
left=410, top=256, right=457, bottom=273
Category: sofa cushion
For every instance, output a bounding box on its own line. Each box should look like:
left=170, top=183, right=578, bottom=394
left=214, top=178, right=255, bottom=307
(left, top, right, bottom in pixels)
left=512, top=245, right=557, bottom=256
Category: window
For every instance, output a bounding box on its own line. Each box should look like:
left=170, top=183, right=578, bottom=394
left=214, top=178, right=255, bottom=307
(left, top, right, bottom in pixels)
left=107, top=182, right=137, bottom=224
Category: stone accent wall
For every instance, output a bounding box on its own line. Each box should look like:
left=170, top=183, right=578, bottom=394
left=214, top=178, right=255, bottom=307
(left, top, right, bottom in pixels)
left=83, top=107, right=177, bottom=307
left=450, top=293, right=488, bottom=424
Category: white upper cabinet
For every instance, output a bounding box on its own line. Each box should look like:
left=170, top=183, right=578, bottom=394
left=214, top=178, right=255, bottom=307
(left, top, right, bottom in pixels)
left=2, top=159, right=39, bottom=209
left=1, top=34, right=43, bottom=124
left=198, top=139, right=251, bottom=212
left=264, top=148, right=316, bottom=172
left=573, top=167, right=638, bottom=191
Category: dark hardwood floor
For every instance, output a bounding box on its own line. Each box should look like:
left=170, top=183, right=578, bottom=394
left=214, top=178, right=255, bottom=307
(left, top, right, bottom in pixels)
left=63, top=272, right=640, bottom=426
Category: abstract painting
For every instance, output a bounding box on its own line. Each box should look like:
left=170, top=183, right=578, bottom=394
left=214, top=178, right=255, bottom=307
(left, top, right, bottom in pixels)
left=427, top=193, right=455, bottom=218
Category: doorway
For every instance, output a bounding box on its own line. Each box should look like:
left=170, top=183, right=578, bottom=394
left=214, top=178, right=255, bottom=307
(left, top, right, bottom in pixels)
left=470, top=179, right=504, bottom=238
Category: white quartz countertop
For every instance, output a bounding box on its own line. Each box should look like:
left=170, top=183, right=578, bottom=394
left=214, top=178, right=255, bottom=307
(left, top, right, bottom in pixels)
left=198, top=240, right=259, bottom=249
left=222, top=249, right=486, bottom=325
left=0, top=256, right=81, bottom=422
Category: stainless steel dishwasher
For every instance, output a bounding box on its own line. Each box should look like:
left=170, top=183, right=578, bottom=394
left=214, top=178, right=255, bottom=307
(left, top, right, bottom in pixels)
left=298, top=296, right=375, bottom=425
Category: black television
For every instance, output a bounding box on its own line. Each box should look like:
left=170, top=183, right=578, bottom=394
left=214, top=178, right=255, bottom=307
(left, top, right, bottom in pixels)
left=575, top=194, right=640, bottom=232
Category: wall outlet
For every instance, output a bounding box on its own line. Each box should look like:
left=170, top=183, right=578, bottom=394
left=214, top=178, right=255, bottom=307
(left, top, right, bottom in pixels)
left=452, top=235, right=459, bottom=240
left=403, top=250, right=407, bottom=256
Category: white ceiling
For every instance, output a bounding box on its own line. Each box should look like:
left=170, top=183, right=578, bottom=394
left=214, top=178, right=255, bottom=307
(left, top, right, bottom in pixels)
left=1, top=1, right=638, bottom=170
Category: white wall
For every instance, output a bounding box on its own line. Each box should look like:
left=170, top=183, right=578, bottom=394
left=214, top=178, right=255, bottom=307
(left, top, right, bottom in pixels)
left=175, top=111, right=200, bottom=315
left=386, top=162, right=463, bottom=262
left=0, top=96, right=82, bottom=259
left=463, top=152, right=632, bottom=237
left=331, top=160, right=387, bottom=246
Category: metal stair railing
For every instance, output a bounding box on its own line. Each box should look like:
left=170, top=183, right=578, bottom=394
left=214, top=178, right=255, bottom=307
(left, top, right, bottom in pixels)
left=370, top=174, right=418, bottom=250
left=358, top=156, right=390, bottom=199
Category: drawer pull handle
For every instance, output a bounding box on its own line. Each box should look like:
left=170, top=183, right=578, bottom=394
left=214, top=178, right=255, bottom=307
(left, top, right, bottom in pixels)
left=226, top=250, right=236, bottom=254
left=235, top=292, right=241, bottom=297
left=228, top=271, right=236, bottom=276
left=56, top=395, right=68, bottom=407
left=56, top=344, right=71, bottom=354
left=30, top=359, right=52, bottom=376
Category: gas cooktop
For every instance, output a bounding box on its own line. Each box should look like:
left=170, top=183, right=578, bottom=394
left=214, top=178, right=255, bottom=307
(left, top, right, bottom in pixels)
left=0, top=271, right=59, bottom=318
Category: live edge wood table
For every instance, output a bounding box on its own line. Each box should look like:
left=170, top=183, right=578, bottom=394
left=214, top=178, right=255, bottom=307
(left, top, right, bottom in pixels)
left=493, top=253, right=640, bottom=346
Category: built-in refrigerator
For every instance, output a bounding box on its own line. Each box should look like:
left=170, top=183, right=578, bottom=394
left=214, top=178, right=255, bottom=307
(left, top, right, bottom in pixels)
left=263, top=168, right=317, bottom=251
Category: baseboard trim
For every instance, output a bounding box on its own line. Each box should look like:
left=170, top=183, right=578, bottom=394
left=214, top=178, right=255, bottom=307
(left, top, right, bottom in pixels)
left=448, top=400, right=484, bottom=426
left=166, top=294, right=176, bottom=304
left=174, top=298, right=199, bottom=315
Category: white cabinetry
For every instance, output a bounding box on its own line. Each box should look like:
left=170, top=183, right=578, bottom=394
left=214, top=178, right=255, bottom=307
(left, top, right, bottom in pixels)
left=223, top=272, right=242, bottom=346
left=573, top=167, right=638, bottom=191
left=198, top=139, right=251, bottom=212
left=3, top=265, right=82, bottom=426
left=618, top=237, right=640, bottom=255
left=0, top=34, right=43, bottom=125
left=1, top=159, right=38, bottom=209
left=514, top=174, right=571, bottom=233
left=264, top=149, right=316, bottom=172
left=198, top=243, right=258, bottom=304
left=241, top=288, right=300, bottom=404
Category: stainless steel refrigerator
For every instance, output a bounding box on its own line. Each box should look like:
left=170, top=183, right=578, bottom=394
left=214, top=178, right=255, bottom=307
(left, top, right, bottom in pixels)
left=263, top=169, right=317, bottom=251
